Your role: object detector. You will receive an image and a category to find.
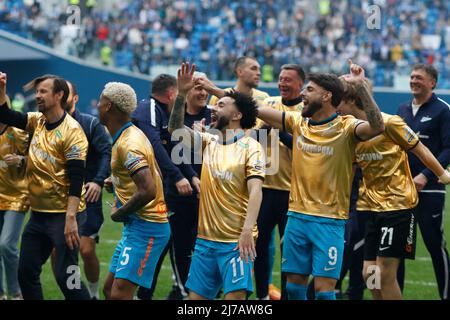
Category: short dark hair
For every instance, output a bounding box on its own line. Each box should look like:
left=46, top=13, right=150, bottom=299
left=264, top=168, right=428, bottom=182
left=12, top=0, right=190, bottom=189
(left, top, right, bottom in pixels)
left=234, top=56, right=257, bottom=75
left=66, top=80, right=78, bottom=97
left=151, top=74, right=177, bottom=95
left=24, top=74, right=69, bottom=106
left=225, top=91, right=258, bottom=129
left=307, top=73, right=344, bottom=107
left=412, top=64, right=438, bottom=89
left=281, top=64, right=306, bottom=83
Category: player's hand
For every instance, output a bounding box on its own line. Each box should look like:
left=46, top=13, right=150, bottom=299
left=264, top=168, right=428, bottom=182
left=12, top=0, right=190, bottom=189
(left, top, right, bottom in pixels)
left=104, top=177, right=113, bottom=193
left=3, top=153, right=21, bottom=167
left=177, top=62, right=196, bottom=96
left=110, top=199, right=126, bottom=222
left=191, top=176, right=201, bottom=199
left=64, top=215, right=80, bottom=250
left=85, top=182, right=102, bottom=203
left=0, top=72, right=7, bottom=106
left=342, top=59, right=365, bottom=85
left=195, top=76, right=218, bottom=95
left=438, top=170, right=450, bottom=184
left=192, top=118, right=206, bottom=132
left=413, top=173, right=428, bottom=191
left=235, top=228, right=256, bottom=263
left=176, top=177, right=193, bottom=196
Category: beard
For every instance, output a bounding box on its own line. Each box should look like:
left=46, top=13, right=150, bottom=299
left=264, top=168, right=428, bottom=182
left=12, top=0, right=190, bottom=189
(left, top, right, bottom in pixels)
left=301, top=100, right=323, bottom=118
left=64, top=99, right=74, bottom=113
left=212, top=115, right=230, bottom=131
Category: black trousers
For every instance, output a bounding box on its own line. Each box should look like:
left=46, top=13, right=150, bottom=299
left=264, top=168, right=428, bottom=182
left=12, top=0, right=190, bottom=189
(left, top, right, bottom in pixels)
left=18, top=211, right=90, bottom=300
left=254, top=188, right=289, bottom=299
left=338, top=210, right=368, bottom=299
left=398, top=192, right=449, bottom=299
left=137, top=198, right=199, bottom=299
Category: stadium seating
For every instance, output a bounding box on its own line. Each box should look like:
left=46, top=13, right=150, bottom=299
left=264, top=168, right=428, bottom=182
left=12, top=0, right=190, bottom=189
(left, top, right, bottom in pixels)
left=0, top=0, right=449, bottom=88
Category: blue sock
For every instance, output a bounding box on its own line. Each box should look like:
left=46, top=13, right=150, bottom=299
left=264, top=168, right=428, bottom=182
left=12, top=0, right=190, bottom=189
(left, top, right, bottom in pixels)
left=316, top=291, right=336, bottom=300
left=286, top=282, right=307, bottom=300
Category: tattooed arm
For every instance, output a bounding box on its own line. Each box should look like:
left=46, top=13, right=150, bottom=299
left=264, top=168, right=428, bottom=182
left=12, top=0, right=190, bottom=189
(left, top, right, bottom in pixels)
left=343, top=60, right=385, bottom=141
left=168, top=63, right=197, bottom=145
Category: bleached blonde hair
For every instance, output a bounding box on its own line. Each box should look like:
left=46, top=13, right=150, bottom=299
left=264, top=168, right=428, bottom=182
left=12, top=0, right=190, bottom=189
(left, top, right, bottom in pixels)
left=102, top=82, right=137, bottom=115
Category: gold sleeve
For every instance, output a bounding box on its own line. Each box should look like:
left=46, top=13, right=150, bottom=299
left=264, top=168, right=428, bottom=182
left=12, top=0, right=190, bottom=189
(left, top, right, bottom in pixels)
left=385, top=116, right=419, bottom=150
left=283, top=111, right=301, bottom=134
left=246, top=141, right=266, bottom=180
left=25, top=112, right=42, bottom=133
left=197, top=131, right=215, bottom=151
left=120, top=143, right=149, bottom=176
left=13, top=128, right=30, bottom=155
left=63, top=127, right=88, bottom=161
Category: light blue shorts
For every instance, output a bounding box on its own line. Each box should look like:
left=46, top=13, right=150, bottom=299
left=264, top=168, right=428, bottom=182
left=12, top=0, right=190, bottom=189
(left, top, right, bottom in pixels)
left=185, top=238, right=253, bottom=299
left=109, top=214, right=170, bottom=288
left=282, top=212, right=346, bottom=280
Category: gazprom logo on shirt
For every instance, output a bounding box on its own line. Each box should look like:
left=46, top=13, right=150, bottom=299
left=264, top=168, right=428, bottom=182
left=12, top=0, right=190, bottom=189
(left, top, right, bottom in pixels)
left=212, top=170, right=233, bottom=181
left=124, top=152, right=144, bottom=172
left=357, top=153, right=383, bottom=161
left=32, top=144, right=56, bottom=165
left=296, top=136, right=334, bottom=156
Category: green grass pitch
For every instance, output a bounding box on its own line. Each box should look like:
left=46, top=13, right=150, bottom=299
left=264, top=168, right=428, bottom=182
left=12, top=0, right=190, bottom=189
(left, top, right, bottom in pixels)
left=21, top=188, right=450, bottom=300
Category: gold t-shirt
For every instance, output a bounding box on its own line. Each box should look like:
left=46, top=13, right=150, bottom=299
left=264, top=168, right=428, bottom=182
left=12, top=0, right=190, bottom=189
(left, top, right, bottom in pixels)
left=197, top=132, right=265, bottom=242
left=284, top=112, right=361, bottom=220
left=356, top=113, right=419, bottom=212
left=0, top=126, right=30, bottom=212
left=260, top=96, right=303, bottom=191
left=25, top=112, right=88, bottom=213
left=111, top=123, right=168, bottom=223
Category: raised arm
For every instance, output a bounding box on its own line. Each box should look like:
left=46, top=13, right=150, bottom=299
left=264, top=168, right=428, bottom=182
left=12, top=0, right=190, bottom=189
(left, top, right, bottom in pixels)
left=256, top=107, right=284, bottom=130
left=168, top=62, right=197, bottom=140
left=343, top=60, right=385, bottom=141
left=0, top=72, right=28, bottom=130
left=194, top=76, right=226, bottom=102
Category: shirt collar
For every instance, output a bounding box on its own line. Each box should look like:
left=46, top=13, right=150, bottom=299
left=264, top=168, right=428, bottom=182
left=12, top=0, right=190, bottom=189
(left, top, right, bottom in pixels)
left=112, top=122, right=133, bottom=145
left=308, top=113, right=338, bottom=126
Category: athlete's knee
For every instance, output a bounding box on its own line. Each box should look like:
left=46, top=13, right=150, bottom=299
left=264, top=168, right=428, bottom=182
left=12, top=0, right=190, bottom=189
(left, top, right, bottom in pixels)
left=110, top=279, right=136, bottom=300
left=224, top=290, right=247, bottom=300
left=80, top=238, right=96, bottom=258
left=314, top=277, right=337, bottom=292
left=103, top=275, right=115, bottom=300
left=188, top=290, right=208, bottom=300
left=286, top=273, right=308, bottom=286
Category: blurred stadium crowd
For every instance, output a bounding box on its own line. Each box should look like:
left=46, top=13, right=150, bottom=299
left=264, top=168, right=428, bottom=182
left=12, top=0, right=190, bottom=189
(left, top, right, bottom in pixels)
left=1, top=0, right=450, bottom=88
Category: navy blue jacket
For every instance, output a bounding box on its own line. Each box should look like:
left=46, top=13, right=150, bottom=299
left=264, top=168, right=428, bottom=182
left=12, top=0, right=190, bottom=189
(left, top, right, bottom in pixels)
left=397, top=93, right=450, bottom=191
left=131, top=97, right=197, bottom=190
left=71, top=109, right=111, bottom=187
